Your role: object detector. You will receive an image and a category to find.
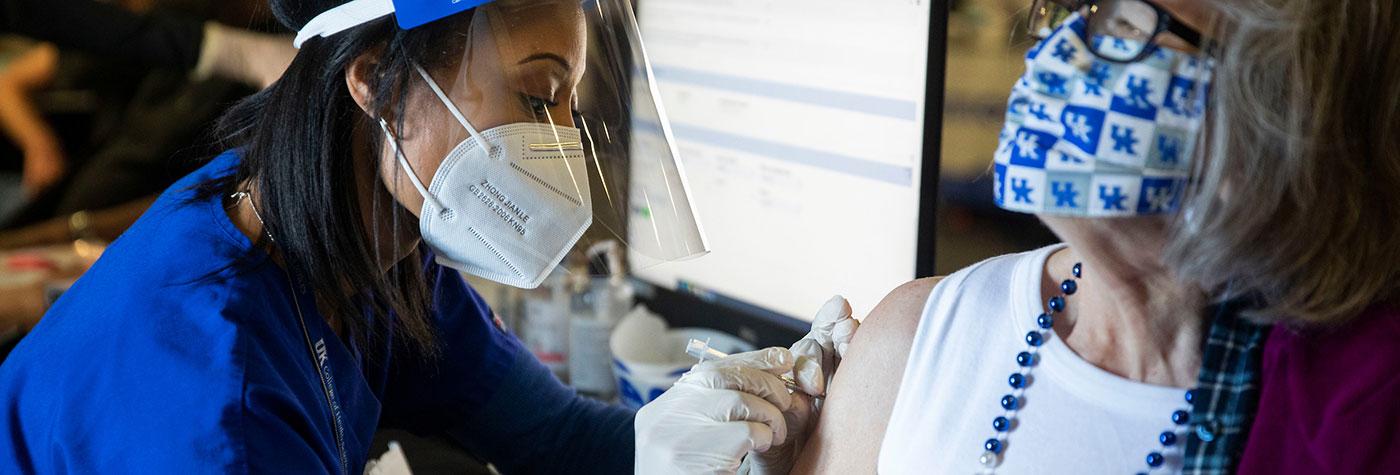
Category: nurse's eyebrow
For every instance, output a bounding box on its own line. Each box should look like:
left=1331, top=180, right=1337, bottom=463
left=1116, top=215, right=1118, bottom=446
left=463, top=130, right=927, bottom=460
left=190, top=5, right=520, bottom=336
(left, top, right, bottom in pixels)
left=519, top=53, right=572, bottom=72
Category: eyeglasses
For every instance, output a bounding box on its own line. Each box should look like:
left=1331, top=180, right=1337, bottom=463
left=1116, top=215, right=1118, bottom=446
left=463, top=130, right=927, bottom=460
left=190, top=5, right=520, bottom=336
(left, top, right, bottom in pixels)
left=1027, top=0, right=1211, bottom=63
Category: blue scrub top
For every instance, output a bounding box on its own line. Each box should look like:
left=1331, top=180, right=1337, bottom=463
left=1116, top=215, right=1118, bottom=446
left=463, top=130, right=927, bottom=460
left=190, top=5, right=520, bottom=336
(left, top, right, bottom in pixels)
left=0, top=151, right=635, bottom=473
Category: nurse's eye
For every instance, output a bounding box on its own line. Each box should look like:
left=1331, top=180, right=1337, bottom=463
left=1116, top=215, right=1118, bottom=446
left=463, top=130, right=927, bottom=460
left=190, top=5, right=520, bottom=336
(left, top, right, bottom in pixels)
left=521, top=94, right=559, bottom=118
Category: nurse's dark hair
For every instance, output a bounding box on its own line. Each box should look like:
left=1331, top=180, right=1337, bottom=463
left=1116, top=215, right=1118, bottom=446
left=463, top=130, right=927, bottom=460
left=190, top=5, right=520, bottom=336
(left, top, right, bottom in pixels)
left=201, top=0, right=472, bottom=354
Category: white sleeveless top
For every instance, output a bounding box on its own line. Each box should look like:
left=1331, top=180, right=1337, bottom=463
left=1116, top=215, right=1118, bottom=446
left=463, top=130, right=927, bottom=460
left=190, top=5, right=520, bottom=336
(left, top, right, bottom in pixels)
left=878, top=245, right=1188, bottom=474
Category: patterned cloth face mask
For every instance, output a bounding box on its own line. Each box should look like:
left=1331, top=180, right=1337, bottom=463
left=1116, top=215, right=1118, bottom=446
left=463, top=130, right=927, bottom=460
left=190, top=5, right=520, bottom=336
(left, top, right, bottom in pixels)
left=993, top=12, right=1213, bottom=217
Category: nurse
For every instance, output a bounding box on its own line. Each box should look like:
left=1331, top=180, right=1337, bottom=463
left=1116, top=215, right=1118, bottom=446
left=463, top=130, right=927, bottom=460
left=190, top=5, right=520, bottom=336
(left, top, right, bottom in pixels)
left=0, top=0, right=853, bottom=472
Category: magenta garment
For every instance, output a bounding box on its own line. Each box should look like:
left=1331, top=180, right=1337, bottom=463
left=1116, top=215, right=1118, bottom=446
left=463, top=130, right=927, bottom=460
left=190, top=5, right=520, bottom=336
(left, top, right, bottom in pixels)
left=1236, top=304, right=1400, bottom=474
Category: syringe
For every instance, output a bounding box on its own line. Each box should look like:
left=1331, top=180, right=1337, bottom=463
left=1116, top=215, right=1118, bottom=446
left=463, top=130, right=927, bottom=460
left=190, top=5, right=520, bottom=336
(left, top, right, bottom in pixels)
left=684, top=338, right=813, bottom=397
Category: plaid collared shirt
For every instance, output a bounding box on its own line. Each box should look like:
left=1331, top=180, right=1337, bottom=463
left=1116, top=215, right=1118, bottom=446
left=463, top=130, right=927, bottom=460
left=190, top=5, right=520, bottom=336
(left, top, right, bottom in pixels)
left=1183, top=302, right=1271, bottom=474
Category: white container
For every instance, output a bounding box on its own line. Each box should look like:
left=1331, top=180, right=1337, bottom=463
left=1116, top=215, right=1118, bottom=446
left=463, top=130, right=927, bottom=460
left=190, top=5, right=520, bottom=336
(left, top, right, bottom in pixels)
left=610, top=307, right=754, bottom=409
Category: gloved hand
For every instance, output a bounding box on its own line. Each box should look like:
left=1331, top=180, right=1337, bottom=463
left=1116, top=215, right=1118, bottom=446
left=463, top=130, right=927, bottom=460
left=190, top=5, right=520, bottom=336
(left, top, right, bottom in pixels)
left=741, top=295, right=859, bottom=475
left=635, top=347, right=800, bottom=475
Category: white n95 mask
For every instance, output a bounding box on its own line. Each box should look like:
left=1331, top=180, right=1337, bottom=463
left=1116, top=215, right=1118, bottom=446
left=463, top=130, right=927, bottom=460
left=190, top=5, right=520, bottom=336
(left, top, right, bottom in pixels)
left=993, top=12, right=1213, bottom=217
left=382, top=65, right=592, bottom=289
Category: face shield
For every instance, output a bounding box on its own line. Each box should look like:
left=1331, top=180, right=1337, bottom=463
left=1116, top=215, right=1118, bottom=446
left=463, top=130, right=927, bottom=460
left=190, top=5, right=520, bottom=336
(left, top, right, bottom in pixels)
left=296, top=0, right=708, bottom=288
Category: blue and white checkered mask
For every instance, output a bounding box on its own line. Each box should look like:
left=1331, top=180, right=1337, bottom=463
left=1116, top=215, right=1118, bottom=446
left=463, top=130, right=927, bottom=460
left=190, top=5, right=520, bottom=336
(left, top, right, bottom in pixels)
left=993, top=13, right=1213, bottom=217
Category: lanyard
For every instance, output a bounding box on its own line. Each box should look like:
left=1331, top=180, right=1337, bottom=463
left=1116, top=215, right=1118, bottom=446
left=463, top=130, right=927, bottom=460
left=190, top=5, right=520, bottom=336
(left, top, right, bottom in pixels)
left=233, top=192, right=350, bottom=475
left=289, top=280, right=351, bottom=475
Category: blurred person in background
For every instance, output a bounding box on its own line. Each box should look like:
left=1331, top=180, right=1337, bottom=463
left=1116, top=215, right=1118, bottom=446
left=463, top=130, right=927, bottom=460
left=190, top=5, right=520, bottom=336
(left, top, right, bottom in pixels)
left=0, top=0, right=291, bottom=86
left=0, top=0, right=294, bottom=229
left=0, top=42, right=74, bottom=200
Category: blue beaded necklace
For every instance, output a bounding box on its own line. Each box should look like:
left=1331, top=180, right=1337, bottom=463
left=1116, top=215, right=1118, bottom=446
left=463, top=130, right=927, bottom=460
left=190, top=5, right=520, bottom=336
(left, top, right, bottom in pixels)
left=977, top=262, right=1196, bottom=474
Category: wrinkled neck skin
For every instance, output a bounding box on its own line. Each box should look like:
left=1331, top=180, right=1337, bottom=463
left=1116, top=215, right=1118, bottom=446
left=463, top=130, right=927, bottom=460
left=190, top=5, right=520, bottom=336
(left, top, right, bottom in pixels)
left=1039, top=216, right=1205, bottom=388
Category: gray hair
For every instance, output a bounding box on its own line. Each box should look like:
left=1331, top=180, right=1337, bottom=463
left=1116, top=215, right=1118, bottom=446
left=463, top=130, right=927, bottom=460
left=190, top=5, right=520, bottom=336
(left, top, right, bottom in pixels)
left=1167, top=0, right=1400, bottom=325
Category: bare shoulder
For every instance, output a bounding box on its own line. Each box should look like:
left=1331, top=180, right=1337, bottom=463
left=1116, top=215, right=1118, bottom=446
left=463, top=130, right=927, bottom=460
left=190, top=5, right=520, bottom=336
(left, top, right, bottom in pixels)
left=866, top=278, right=942, bottom=328
left=791, top=277, right=942, bottom=475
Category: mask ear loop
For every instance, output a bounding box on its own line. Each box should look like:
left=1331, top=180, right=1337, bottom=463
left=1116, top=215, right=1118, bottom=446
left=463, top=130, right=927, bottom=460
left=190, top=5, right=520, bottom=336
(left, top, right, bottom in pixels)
left=379, top=118, right=449, bottom=214
left=412, top=63, right=494, bottom=156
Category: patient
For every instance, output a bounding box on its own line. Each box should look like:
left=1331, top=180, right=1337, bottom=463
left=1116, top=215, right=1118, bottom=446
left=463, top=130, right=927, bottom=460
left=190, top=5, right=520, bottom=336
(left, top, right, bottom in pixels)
left=792, top=1, right=1237, bottom=473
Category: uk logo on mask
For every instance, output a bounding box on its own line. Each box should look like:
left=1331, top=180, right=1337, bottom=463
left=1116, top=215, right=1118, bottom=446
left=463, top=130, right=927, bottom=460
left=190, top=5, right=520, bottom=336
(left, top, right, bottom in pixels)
left=992, top=13, right=1212, bottom=218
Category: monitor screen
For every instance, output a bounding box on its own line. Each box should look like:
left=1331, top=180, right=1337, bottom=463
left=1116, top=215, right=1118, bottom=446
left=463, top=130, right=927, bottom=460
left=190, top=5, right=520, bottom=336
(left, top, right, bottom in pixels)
left=630, top=0, right=937, bottom=322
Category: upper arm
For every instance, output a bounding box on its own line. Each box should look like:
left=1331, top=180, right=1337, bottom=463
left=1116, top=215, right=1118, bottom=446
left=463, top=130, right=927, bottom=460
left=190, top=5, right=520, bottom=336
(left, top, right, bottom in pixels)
left=791, top=277, right=941, bottom=475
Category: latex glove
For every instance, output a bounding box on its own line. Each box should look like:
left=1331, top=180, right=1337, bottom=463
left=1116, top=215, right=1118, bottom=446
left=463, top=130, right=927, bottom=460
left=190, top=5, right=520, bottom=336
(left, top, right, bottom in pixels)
left=742, top=295, right=859, bottom=475
left=635, top=347, right=799, bottom=475
left=790, top=295, right=859, bottom=395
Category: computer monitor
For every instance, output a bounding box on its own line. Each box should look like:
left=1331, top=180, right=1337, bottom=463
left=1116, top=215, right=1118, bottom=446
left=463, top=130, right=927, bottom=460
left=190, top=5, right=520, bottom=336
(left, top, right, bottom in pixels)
left=629, top=0, right=946, bottom=340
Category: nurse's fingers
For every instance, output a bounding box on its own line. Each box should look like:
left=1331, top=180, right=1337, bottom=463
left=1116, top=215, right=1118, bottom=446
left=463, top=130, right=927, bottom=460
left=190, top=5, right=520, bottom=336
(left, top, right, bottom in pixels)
left=713, top=418, right=783, bottom=453
left=721, top=390, right=788, bottom=447
left=831, top=317, right=860, bottom=361
left=764, top=391, right=815, bottom=454
left=806, top=296, right=852, bottom=344
left=679, top=364, right=794, bottom=412
left=663, top=385, right=789, bottom=448
left=789, top=349, right=826, bottom=397
left=696, top=347, right=795, bottom=375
